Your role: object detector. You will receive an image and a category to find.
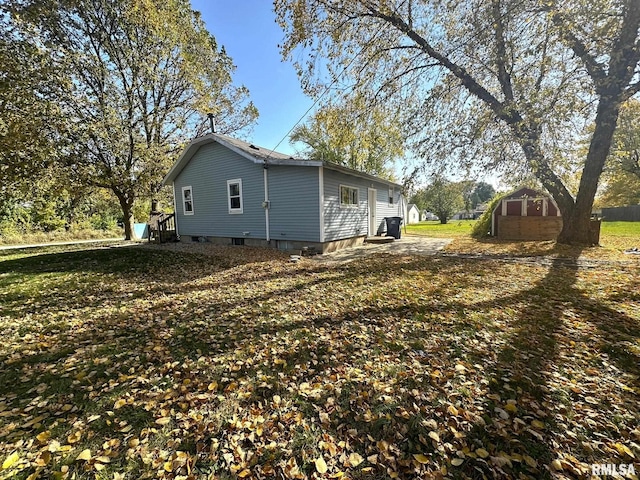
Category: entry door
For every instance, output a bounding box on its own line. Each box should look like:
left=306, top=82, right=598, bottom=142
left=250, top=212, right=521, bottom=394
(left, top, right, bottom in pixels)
left=368, top=188, right=377, bottom=236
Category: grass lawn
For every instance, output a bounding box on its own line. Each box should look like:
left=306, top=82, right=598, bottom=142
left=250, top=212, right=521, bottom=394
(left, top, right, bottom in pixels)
left=405, top=220, right=476, bottom=238
left=0, top=229, right=123, bottom=247
left=407, top=220, right=640, bottom=260
left=0, top=241, right=638, bottom=479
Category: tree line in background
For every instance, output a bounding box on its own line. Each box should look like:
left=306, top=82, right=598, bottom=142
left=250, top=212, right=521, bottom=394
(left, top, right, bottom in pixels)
left=409, top=179, right=496, bottom=224
left=0, top=0, right=257, bottom=241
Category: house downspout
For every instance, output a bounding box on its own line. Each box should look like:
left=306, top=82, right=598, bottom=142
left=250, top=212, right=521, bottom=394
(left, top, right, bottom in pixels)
left=263, top=163, right=270, bottom=242
left=318, top=166, right=325, bottom=243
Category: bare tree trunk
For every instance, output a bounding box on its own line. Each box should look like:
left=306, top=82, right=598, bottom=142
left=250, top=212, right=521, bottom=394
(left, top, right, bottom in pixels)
left=557, top=94, right=621, bottom=245
left=114, top=190, right=137, bottom=241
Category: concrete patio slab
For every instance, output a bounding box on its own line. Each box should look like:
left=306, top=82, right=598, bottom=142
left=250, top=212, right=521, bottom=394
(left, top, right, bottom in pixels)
left=313, top=235, right=452, bottom=263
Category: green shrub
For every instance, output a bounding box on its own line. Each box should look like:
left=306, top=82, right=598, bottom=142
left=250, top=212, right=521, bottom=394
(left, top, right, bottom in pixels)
left=471, top=194, right=503, bottom=238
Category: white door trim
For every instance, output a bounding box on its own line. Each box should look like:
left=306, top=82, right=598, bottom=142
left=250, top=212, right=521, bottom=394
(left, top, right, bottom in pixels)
left=368, top=188, right=377, bottom=236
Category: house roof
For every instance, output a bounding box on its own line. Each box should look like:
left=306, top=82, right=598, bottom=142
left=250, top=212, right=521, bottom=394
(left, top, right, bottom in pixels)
left=407, top=203, right=419, bottom=210
left=162, top=133, right=402, bottom=188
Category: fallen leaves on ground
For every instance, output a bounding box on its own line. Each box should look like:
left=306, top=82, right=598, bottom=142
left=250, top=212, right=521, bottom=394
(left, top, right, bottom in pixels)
left=0, top=242, right=638, bottom=479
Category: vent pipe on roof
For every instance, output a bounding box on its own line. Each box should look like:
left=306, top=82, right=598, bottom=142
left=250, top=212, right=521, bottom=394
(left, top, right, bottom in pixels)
left=207, top=113, right=216, bottom=134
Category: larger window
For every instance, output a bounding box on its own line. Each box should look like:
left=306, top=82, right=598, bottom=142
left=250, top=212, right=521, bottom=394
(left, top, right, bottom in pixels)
left=182, top=186, right=194, bottom=215
left=340, top=185, right=359, bottom=208
left=227, top=179, right=243, bottom=214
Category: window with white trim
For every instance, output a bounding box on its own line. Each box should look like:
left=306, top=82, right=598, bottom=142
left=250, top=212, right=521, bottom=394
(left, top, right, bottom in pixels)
left=340, top=185, right=359, bottom=207
left=388, top=187, right=394, bottom=205
left=182, top=186, right=194, bottom=215
left=227, top=179, right=243, bottom=214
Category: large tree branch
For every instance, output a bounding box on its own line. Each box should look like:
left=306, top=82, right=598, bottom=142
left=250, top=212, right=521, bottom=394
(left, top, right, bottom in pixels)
left=607, top=0, right=640, bottom=90
left=491, top=0, right=514, bottom=103
left=361, top=4, right=522, bottom=125
left=546, top=11, right=607, bottom=86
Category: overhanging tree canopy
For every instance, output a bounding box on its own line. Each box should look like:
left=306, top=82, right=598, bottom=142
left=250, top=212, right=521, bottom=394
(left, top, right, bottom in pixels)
left=275, top=0, right=640, bottom=245
left=4, top=0, right=258, bottom=240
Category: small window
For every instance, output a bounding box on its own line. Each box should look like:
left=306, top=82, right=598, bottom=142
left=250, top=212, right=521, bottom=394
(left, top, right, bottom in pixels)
left=340, top=185, right=359, bottom=207
left=227, top=179, right=243, bottom=214
left=182, top=186, right=194, bottom=215
left=389, top=187, right=394, bottom=205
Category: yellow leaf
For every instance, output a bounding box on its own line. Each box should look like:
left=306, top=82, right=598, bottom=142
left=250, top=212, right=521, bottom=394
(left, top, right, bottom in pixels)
left=348, top=452, right=364, bottom=467
left=164, top=461, right=173, bottom=472
left=531, top=420, right=544, bottom=429
left=413, top=454, right=429, bottom=464
left=75, top=449, right=91, bottom=462
left=315, top=457, right=328, bottom=474
left=2, top=452, right=20, bottom=470
left=447, top=405, right=459, bottom=416
left=207, top=382, right=218, bottom=391
left=238, top=469, right=251, bottom=478
left=155, top=417, right=171, bottom=426
left=35, top=451, right=51, bottom=467
left=114, top=399, right=127, bottom=409
left=67, top=431, right=82, bottom=444
left=48, top=440, right=61, bottom=453
left=36, top=431, right=50, bottom=442
left=523, top=455, right=537, bottom=467
left=428, top=431, right=440, bottom=443
left=476, top=448, right=490, bottom=459
left=551, top=459, right=563, bottom=471
left=614, top=443, right=635, bottom=458
left=451, top=458, right=464, bottom=466
left=505, top=403, right=518, bottom=413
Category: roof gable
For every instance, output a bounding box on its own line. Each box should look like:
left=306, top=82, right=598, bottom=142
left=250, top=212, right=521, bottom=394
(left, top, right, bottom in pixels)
left=162, top=134, right=402, bottom=188
left=505, top=187, right=551, bottom=199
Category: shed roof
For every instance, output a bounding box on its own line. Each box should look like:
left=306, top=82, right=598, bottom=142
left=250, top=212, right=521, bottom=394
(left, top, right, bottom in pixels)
left=162, top=133, right=402, bottom=188
left=503, top=187, right=552, bottom=199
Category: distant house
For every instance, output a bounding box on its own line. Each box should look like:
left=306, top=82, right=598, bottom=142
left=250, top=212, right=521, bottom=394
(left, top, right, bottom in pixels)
left=407, top=204, right=421, bottom=224
left=491, top=187, right=561, bottom=240
left=452, top=211, right=474, bottom=220
left=422, top=211, right=438, bottom=221
left=162, top=134, right=405, bottom=252
left=474, top=202, right=489, bottom=219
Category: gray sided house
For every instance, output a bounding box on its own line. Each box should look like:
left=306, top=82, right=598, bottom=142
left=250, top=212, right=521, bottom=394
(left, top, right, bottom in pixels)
left=162, top=134, right=405, bottom=252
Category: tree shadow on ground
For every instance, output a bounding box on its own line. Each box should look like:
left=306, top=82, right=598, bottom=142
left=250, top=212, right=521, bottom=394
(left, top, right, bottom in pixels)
left=1, top=247, right=638, bottom=478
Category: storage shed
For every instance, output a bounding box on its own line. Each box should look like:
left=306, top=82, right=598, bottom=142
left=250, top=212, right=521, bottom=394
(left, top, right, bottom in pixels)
left=491, top=187, right=562, bottom=240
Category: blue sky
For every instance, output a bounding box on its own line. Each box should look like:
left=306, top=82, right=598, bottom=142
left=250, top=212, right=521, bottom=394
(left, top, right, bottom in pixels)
left=191, top=0, right=312, bottom=156
left=189, top=0, right=498, bottom=188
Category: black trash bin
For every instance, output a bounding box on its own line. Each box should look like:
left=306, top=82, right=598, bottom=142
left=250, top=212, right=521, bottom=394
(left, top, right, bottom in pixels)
left=384, top=216, right=403, bottom=239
